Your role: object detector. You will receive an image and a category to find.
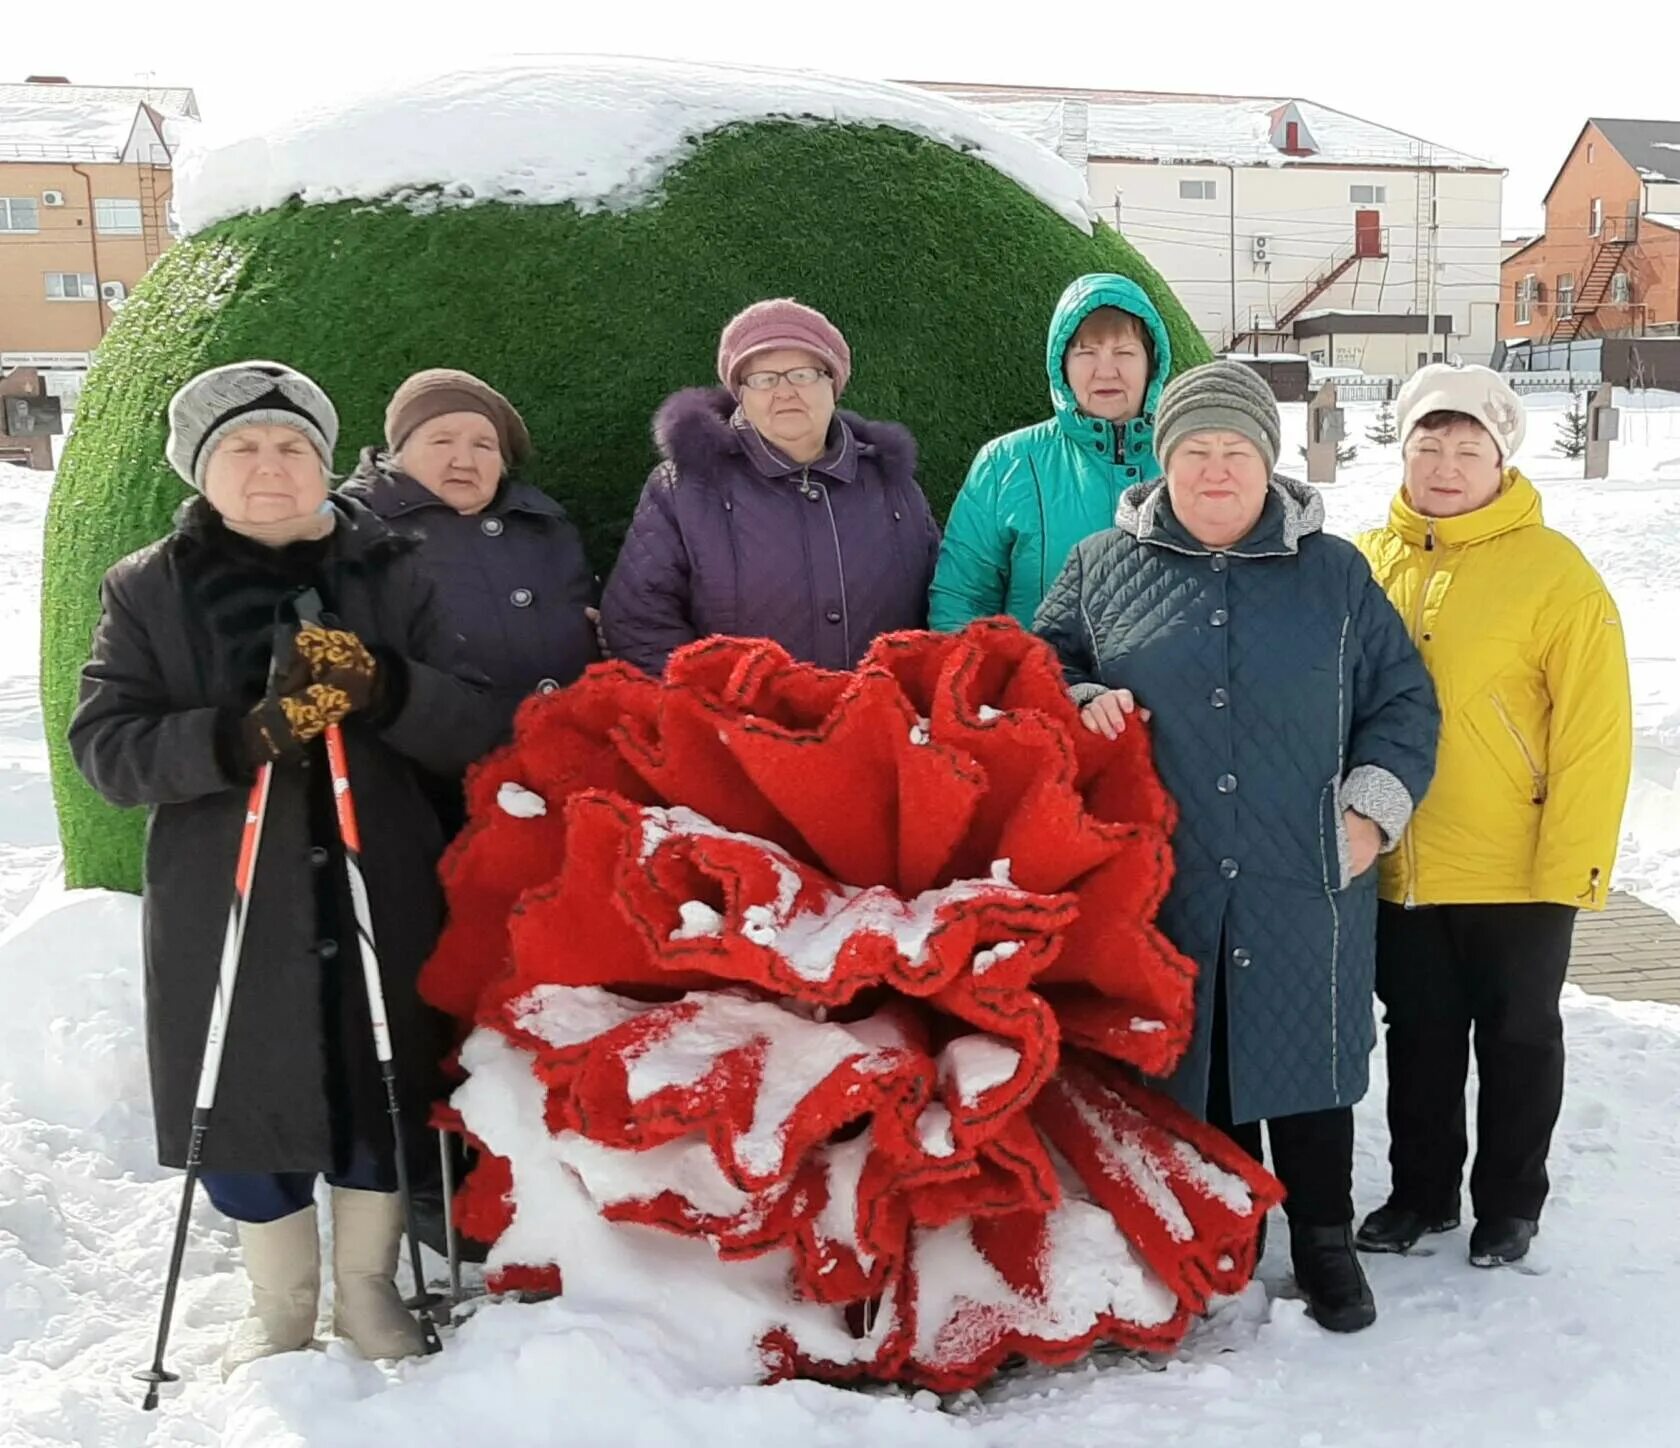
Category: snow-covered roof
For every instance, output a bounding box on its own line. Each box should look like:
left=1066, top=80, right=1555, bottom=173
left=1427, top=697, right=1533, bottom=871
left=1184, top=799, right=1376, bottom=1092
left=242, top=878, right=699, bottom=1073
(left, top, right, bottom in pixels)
left=0, top=99, right=149, bottom=161
left=909, top=83, right=1498, bottom=172
left=0, top=82, right=197, bottom=118
left=172, top=57, right=1097, bottom=237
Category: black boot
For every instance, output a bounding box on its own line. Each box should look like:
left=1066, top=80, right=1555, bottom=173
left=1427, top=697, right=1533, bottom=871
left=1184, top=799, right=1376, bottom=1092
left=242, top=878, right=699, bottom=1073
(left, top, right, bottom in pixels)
left=1469, top=1216, right=1538, bottom=1268
left=1355, top=1201, right=1460, bottom=1255
left=1289, top=1223, right=1377, bottom=1333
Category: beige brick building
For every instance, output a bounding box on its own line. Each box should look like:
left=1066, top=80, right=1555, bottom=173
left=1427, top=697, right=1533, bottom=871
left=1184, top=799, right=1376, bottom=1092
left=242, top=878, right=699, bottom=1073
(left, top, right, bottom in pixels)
left=0, top=77, right=198, bottom=395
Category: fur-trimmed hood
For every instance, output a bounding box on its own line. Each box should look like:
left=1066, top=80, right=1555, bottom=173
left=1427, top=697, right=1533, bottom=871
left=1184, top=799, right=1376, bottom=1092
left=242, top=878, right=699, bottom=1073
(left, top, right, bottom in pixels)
left=652, top=386, right=918, bottom=488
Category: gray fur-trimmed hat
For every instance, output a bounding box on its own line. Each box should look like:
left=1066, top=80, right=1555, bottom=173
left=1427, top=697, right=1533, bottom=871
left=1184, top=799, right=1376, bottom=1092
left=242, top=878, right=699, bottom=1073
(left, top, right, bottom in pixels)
left=165, top=360, right=338, bottom=491
left=1153, top=360, right=1281, bottom=473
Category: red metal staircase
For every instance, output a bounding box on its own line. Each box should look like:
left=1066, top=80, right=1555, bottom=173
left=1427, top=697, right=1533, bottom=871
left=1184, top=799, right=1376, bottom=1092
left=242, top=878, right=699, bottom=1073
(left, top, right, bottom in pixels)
left=1550, top=217, right=1637, bottom=343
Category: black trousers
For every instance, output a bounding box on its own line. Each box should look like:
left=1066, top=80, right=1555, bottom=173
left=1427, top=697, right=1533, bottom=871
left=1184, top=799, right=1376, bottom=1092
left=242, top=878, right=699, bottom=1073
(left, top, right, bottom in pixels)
left=1206, top=959, right=1355, bottom=1227
left=1375, top=901, right=1576, bottom=1222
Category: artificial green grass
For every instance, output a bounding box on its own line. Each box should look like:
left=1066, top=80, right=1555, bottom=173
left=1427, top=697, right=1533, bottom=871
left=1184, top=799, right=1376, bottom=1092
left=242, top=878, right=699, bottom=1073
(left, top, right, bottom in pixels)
left=43, top=120, right=1210, bottom=892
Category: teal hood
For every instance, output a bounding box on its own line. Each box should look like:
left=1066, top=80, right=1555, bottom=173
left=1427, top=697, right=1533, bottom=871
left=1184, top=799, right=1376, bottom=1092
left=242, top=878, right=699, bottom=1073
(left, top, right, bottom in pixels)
left=1045, top=273, right=1172, bottom=476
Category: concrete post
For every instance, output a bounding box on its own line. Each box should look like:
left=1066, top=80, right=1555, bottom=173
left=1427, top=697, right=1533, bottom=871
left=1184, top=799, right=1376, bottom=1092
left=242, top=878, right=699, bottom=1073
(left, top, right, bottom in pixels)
left=1306, top=381, right=1344, bottom=485
left=1585, top=382, right=1617, bottom=480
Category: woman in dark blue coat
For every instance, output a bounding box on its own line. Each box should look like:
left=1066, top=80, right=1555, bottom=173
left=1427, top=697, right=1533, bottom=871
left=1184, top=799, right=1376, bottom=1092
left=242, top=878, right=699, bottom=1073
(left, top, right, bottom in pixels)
left=341, top=370, right=598, bottom=787
left=1035, top=361, right=1438, bottom=1334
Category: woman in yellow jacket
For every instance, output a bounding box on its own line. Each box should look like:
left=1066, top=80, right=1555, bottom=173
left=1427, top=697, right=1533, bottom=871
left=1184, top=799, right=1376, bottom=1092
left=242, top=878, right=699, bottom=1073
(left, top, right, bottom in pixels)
left=1354, top=365, right=1631, bottom=1269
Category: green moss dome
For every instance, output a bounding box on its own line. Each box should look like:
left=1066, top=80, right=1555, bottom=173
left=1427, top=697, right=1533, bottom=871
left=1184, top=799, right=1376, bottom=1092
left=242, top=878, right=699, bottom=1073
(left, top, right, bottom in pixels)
left=44, top=119, right=1208, bottom=891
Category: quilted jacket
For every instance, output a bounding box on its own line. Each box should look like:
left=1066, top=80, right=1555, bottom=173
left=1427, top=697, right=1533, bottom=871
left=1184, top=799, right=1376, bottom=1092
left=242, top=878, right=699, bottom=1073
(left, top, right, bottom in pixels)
left=928, top=274, right=1171, bottom=631
left=601, top=387, right=940, bottom=675
left=1357, top=470, right=1631, bottom=910
left=1034, top=476, right=1440, bottom=1123
left=341, top=450, right=598, bottom=733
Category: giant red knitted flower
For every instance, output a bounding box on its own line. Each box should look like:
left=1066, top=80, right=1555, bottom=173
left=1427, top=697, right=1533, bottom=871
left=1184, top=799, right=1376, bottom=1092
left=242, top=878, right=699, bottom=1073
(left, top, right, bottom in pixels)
left=422, top=620, right=1281, bottom=1391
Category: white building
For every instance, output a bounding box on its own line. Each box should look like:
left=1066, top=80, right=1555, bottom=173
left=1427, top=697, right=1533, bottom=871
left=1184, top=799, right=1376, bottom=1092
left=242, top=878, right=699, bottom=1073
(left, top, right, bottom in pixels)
left=911, top=83, right=1505, bottom=377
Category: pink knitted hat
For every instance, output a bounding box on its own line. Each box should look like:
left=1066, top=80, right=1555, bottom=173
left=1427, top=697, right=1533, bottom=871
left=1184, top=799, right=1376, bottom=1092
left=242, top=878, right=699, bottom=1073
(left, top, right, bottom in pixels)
left=716, top=298, right=852, bottom=398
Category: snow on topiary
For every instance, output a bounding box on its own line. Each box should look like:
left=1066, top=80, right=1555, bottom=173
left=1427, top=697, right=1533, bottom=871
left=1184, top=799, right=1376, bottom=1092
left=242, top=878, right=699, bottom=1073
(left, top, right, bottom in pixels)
left=41, top=57, right=1209, bottom=891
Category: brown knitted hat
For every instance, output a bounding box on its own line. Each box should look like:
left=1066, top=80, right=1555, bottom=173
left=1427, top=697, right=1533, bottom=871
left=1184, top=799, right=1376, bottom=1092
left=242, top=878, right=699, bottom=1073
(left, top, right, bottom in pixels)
left=385, top=368, right=532, bottom=465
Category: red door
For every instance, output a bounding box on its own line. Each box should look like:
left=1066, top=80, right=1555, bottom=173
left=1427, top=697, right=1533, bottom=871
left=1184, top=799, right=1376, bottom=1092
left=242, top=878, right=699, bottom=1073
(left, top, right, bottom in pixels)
left=1354, top=210, right=1383, bottom=258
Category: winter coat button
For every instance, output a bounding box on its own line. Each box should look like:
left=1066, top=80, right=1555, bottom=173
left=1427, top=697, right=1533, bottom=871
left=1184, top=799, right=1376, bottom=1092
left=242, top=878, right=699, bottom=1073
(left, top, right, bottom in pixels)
left=1210, top=608, right=1229, bottom=627
left=1210, top=687, right=1229, bottom=709
left=510, top=588, right=533, bottom=607
left=308, top=846, right=330, bottom=868
left=1217, top=773, right=1238, bottom=795
left=314, top=939, right=340, bottom=961
left=1220, top=857, right=1240, bottom=880
left=1232, top=947, right=1253, bottom=968
left=1211, top=553, right=1228, bottom=572
left=481, top=517, right=504, bottom=537
left=537, top=677, right=560, bottom=694
left=826, top=609, right=842, bottom=624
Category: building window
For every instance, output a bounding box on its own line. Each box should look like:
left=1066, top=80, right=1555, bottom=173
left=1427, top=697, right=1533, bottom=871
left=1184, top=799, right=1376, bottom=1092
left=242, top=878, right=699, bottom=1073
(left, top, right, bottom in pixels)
left=94, top=198, right=143, bottom=235
left=1557, top=274, right=1575, bottom=319
left=0, top=197, right=40, bottom=232
left=1611, top=272, right=1631, bottom=305
left=1515, top=274, right=1535, bottom=325
left=1588, top=142, right=1596, bottom=163
left=1589, top=198, right=1603, bottom=237
left=1179, top=179, right=1218, bottom=201
left=1349, top=184, right=1388, bottom=204
left=45, top=272, right=98, bottom=301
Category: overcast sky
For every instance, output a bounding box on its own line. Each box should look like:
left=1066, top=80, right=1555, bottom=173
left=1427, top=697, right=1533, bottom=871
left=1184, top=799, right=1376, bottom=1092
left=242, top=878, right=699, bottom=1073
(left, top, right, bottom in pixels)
left=12, top=1, right=1680, bottom=233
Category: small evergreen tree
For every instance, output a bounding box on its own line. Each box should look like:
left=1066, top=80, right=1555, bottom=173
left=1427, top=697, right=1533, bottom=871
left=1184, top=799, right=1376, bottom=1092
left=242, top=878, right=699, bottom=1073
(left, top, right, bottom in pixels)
left=1298, top=443, right=1360, bottom=465
left=1555, top=395, right=1588, bottom=459
left=1366, top=401, right=1399, bottom=446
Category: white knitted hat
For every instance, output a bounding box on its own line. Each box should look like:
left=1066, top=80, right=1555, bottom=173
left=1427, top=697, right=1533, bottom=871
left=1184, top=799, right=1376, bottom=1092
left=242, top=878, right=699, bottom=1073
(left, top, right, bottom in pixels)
left=1396, top=363, right=1526, bottom=461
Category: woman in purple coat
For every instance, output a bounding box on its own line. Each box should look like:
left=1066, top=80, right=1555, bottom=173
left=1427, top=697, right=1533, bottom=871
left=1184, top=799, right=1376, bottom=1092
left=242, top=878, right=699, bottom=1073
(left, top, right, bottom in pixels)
left=601, top=299, right=940, bottom=674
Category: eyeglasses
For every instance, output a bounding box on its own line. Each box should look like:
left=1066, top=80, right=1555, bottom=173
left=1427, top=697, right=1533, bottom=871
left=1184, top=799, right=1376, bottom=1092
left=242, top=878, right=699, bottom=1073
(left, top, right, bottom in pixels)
left=740, top=367, right=832, bottom=391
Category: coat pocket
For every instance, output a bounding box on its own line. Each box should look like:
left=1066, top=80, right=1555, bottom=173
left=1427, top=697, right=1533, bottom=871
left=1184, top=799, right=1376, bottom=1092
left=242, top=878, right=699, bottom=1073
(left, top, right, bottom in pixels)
left=1319, top=776, right=1353, bottom=892
left=1490, top=693, right=1548, bottom=806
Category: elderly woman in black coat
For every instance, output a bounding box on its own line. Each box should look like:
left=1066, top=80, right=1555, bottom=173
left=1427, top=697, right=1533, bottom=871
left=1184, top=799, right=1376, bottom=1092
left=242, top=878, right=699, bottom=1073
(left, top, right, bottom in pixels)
left=1035, top=361, right=1439, bottom=1335
left=70, top=361, right=498, bottom=1374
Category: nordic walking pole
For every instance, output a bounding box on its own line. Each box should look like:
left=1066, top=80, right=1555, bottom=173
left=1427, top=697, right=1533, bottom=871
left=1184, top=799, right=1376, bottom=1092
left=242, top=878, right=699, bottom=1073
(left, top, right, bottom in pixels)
left=295, top=593, right=443, bottom=1350
left=136, top=761, right=277, bottom=1410
left=319, top=718, right=443, bottom=1350
left=439, top=1130, right=463, bottom=1309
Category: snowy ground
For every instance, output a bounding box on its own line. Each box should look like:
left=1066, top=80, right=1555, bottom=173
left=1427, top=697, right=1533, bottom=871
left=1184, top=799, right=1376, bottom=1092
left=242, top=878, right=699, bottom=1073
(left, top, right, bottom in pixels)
left=2, top=392, right=1678, bottom=1445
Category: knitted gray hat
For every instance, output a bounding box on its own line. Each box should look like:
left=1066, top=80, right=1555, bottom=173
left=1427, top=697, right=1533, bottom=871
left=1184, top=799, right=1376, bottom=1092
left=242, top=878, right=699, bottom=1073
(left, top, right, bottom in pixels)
left=1153, top=360, right=1281, bottom=473
left=165, top=360, right=338, bottom=491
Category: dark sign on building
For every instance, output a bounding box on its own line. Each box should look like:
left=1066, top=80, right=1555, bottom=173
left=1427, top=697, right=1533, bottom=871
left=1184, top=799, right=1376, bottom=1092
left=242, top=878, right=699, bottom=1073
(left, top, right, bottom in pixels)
left=2, top=394, right=64, bottom=439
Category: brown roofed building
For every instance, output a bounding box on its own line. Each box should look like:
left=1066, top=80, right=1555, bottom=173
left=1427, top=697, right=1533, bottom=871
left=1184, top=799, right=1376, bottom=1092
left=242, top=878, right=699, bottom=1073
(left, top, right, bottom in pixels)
left=1501, top=119, right=1680, bottom=348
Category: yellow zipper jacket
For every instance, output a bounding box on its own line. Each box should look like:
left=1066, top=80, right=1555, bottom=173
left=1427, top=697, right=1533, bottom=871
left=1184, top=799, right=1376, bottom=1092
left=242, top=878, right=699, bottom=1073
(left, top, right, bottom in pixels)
left=1357, top=470, right=1631, bottom=910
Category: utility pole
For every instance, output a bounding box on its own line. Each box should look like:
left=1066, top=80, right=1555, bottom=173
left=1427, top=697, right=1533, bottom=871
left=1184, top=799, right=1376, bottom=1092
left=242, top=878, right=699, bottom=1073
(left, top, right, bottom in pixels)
left=1423, top=150, right=1438, bottom=363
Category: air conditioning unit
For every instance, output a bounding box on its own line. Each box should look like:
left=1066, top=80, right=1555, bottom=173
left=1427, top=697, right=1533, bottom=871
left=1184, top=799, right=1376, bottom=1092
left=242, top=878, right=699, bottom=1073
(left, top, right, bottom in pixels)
left=99, top=280, right=127, bottom=303
left=41, top=190, right=66, bottom=207
left=1252, top=234, right=1271, bottom=264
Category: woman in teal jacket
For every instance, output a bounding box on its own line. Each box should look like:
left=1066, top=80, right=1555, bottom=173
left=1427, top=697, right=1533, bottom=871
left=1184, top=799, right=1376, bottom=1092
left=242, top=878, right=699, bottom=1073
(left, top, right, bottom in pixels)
left=929, top=274, right=1171, bottom=630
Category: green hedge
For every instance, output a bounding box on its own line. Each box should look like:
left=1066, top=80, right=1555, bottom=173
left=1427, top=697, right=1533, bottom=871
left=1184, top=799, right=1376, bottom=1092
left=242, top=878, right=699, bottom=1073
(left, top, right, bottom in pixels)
left=43, top=120, right=1209, bottom=892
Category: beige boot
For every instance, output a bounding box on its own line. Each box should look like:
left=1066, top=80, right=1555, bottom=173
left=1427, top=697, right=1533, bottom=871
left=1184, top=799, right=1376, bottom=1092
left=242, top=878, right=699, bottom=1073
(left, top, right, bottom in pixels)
left=222, top=1205, right=321, bottom=1378
left=330, top=1187, right=427, bottom=1360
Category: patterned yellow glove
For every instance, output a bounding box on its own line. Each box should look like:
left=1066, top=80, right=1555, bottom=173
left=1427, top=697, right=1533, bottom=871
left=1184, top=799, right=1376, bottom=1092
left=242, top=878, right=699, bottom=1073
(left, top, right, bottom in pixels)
left=293, top=625, right=381, bottom=714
